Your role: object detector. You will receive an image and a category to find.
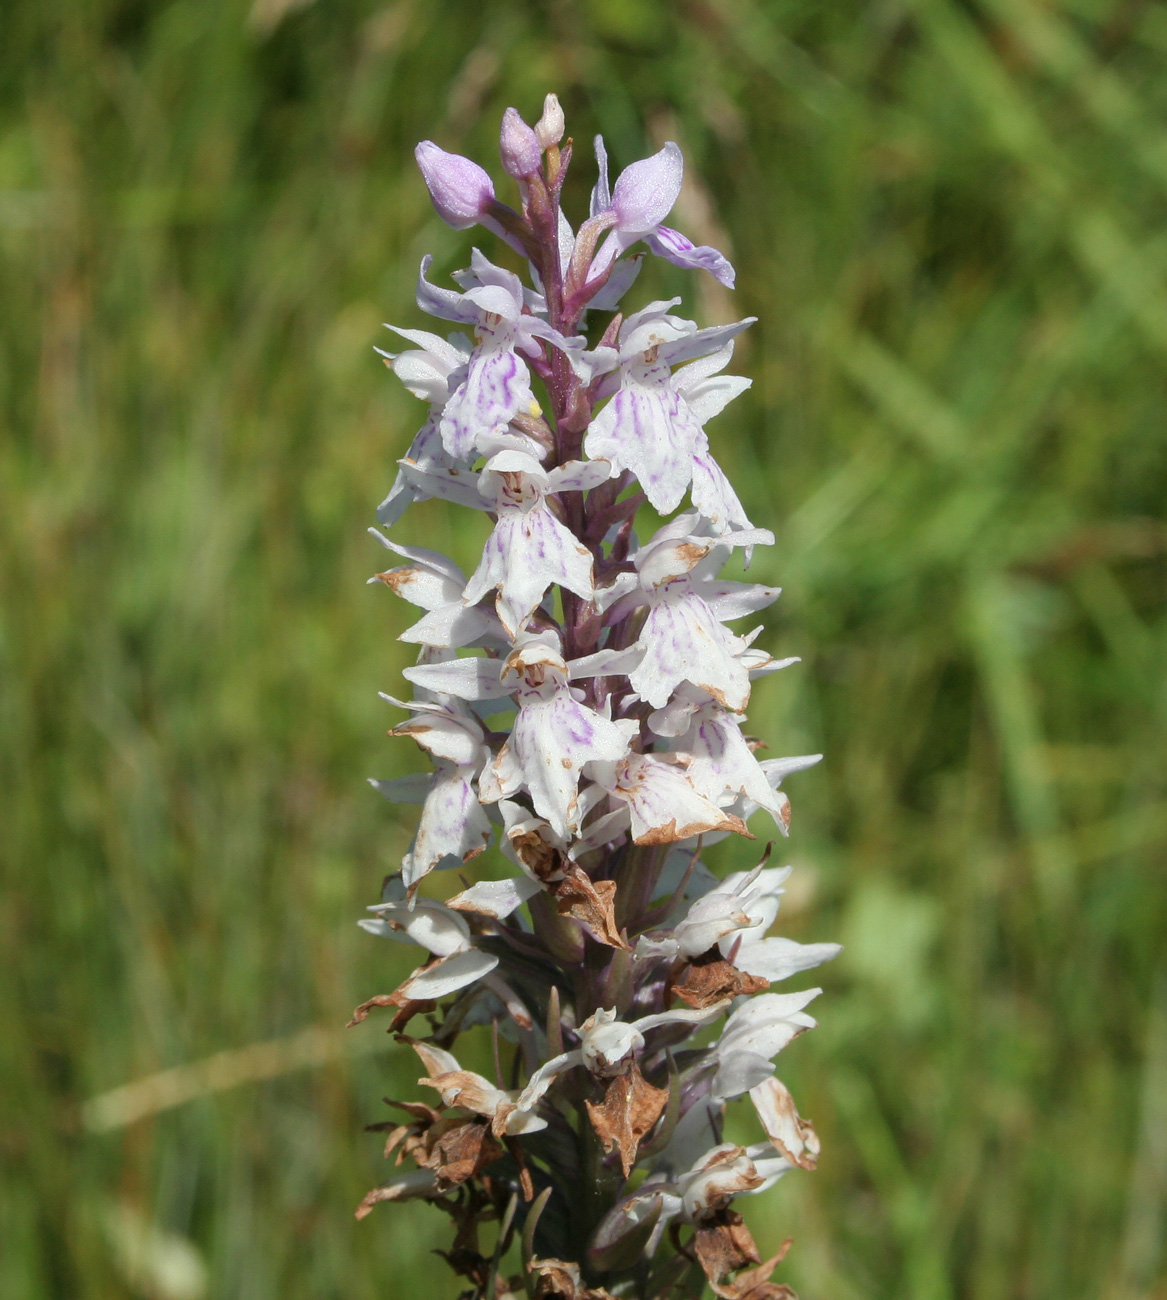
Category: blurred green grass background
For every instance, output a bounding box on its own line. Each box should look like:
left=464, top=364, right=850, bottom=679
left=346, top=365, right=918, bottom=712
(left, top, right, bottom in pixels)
left=3, top=0, right=1166, bottom=1297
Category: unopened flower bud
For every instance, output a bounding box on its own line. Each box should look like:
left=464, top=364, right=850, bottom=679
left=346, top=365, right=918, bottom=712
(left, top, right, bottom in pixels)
left=534, top=93, right=565, bottom=149
left=500, top=107, right=542, bottom=179
left=414, top=140, right=496, bottom=229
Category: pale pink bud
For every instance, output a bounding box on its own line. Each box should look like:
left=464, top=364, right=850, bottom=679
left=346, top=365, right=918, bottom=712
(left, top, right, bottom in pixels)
left=500, top=107, right=542, bottom=179
left=534, top=93, right=565, bottom=148
left=414, top=140, right=496, bottom=229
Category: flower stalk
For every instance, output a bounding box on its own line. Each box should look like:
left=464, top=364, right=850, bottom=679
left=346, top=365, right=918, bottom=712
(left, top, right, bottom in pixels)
left=354, top=94, right=838, bottom=1300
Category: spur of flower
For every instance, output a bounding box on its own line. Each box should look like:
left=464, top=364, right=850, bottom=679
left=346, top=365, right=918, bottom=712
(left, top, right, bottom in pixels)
left=349, top=93, right=837, bottom=1300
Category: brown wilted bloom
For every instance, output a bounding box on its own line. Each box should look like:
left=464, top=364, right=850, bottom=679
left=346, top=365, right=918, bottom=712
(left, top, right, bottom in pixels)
left=584, top=1059, right=669, bottom=1176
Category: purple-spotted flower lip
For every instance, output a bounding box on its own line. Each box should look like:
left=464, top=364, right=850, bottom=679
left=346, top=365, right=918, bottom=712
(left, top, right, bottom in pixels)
left=579, top=302, right=760, bottom=523
left=413, top=251, right=586, bottom=461
left=457, top=454, right=611, bottom=638
left=586, top=137, right=737, bottom=288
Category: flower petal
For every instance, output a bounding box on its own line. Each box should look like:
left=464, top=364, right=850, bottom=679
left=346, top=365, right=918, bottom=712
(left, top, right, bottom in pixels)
left=609, top=754, right=749, bottom=846
left=399, top=601, right=501, bottom=649
left=382, top=324, right=468, bottom=378
left=611, top=142, right=684, bottom=233
left=462, top=509, right=594, bottom=640
left=748, top=1076, right=820, bottom=1168
left=655, top=318, right=755, bottom=370
left=394, top=457, right=487, bottom=512
left=402, top=947, right=500, bottom=1000
left=368, top=773, right=431, bottom=805
left=440, top=335, right=533, bottom=459
left=508, top=692, right=632, bottom=836
left=690, top=437, right=755, bottom=533
left=376, top=412, right=463, bottom=526
left=732, top=937, right=842, bottom=983
left=682, top=707, right=788, bottom=827
left=400, top=657, right=508, bottom=703
left=362, top=898, right=471, bottom=956
left=645, top=225, right=736, bottom=288
left=415, top=254, right=479, bottom=323
left=402, top=762, right=492, bottom=890
left=630, top=590, right=751, bottom=711
left=546, top=457, right=615, bottom=494
left=585, top=382, right=699, bottom=515
left=700, top=579, right=781, bottom=622
left=717, top=990, right=821, bottom=1065
left=587, top=252, right=644, bottom=311
left=388, top=700, right=488, bottom=763
left=447, top=874, right=542, bottom=919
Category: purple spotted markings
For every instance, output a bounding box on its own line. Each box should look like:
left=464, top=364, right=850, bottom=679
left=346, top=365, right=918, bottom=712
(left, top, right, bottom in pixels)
left=353, top=94, right=838, bottom=1300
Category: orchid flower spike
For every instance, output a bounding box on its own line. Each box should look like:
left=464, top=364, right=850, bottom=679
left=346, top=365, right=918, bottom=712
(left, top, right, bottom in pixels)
left=353, top=97, right=837, bottom=1300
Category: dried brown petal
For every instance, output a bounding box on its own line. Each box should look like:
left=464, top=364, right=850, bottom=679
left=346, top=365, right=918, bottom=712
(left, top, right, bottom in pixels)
left=397, top=1127, right=433, bottom=1166
left=554, top=865, right=630, bottom=949
left=709, top=1242, right=794, bottom=1300
left=584, top=1061, right=669, bottom=1177
left=682, top=1145, right=766, bottom=1216
left=632, top=809, right=751, bottom=847
left=751, top=1077, right=820, bottom=1170
left=354, top=1168, right=438, bottom=1219
left=347, top=993, right=399, bottom=1027
left=418, top=1068, right=504, bottom=1115
left=725, top=1279, right=797, bottom=1300
left=693, top=1210, right=762, bottom=1287
left=672, top=953, right=769, bottom=1009
left=529, top=1257, right=617, bottom=1300
left=389, top=998, right=436, bottom=1034
left=509, top=826, right=568, bottom=881
left=371, top=1096, right=444, bottom=1161
left=383, top=1097, right=444, bottom=1125
left=375, top=1122, right=413, bottom=1160
left=426, top=1118, right=501, bottom=1190
left=346, top=991, right=435, bottom=1031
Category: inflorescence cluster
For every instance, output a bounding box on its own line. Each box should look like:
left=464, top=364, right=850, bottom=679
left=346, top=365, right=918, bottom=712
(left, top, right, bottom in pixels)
left=352, top=95, right=839, bottom=1300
